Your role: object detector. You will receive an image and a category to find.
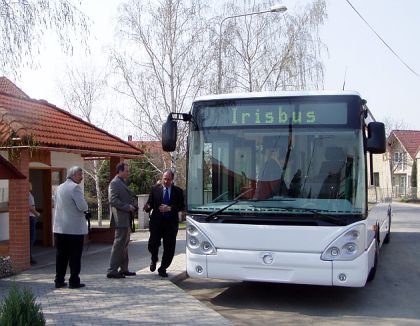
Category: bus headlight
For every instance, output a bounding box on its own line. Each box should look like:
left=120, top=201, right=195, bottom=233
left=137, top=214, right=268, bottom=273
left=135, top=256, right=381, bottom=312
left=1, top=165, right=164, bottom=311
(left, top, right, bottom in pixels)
left=187, top=224, right=199, bottom=236
left=343, top=242, right=357, bottom=254
left=329, top=247, right=340, bottom=257
left=201, top=241, right=213, bottom=253
left=186, top=218, right=216, bottom=255
left=321, top=224, right=366, bottom=261
left=188, top=236, right=199, bottom=249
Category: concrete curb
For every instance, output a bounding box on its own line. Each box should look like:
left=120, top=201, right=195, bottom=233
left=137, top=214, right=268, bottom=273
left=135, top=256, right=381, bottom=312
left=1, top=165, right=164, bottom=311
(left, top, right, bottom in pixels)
left=170, top=270, right=188, bottom=284
left=137, top=252, right=188, bottom=285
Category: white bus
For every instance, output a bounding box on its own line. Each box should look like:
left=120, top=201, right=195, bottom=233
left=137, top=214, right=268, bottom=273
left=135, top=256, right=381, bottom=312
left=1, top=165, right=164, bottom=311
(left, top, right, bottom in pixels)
left=162, top=91, right=391, bottom=287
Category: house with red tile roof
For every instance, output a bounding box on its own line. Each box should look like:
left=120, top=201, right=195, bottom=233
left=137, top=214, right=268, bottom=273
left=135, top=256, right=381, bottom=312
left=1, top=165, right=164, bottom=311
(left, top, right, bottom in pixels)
left=128, top=138, right=187, bottom=189
left=0, top=77, right=142, bottom=272
left=128, top=138, right=172, bottom=173
left=387, top=130, right=420, bottom=197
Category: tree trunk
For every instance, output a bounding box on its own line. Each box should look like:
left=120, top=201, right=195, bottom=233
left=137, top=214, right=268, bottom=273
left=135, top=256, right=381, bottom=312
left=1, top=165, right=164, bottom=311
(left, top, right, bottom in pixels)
left=93, top=159, right=103, bottom=226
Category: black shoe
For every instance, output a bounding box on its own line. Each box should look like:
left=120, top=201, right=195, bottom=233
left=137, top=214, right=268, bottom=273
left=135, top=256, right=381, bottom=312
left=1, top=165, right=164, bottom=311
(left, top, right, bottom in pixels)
left=122, top=271, right=136, bottom=276
left=158, top=269, right=168, bottom=277
left=150, top=261, right=157, bottom=272
left=107, top=272, right=125, bottom=279
left=55, top=282, right=67, bottom=289
left=69, top=283, right=85, bottom=289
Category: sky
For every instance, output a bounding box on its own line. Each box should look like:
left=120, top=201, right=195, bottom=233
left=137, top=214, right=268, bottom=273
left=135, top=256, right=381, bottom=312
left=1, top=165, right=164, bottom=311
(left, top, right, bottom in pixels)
left=15, top=0, right=420, bottom=138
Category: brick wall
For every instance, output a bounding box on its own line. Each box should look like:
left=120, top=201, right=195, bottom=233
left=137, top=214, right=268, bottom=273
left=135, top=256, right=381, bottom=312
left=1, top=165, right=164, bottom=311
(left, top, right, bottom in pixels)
left=8, top=149, right=30, bottom=272
left=0, top=241, right=9, bottom=256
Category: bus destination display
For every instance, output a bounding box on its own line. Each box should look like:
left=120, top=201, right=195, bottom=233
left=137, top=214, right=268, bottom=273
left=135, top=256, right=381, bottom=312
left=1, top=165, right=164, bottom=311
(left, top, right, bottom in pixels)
left=197, top=102, right=348, bottom=127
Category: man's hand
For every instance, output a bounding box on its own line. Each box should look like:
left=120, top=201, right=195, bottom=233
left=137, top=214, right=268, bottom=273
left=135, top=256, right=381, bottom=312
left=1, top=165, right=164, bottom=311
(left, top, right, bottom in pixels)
left=159, top=204, right=171, bottom=213
left=143, top=203, right=151, bottom=212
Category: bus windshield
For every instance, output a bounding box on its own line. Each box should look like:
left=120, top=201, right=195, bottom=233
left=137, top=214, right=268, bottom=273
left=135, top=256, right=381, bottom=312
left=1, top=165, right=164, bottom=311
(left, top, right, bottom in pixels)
left=187, top=99, right=366, bottom=222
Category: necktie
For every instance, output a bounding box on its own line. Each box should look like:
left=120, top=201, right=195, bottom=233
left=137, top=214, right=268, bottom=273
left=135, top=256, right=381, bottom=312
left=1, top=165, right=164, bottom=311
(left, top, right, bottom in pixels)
left=163, top=188, right=170, bottom=204
left=163, top=188, right=170, bottom=218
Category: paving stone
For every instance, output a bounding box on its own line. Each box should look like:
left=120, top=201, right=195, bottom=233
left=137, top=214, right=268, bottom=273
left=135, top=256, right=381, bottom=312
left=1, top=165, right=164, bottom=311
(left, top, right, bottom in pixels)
left=0, top=230, right=232, bottom=326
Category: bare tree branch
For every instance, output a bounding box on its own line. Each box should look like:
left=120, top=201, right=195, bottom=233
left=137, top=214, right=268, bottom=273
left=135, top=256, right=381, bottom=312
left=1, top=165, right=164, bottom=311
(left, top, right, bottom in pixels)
left=111, top=0, right=212, bottom=184
left=0, top=0, right=90, bottom=77
left=57, top=62, right=108, bottom=225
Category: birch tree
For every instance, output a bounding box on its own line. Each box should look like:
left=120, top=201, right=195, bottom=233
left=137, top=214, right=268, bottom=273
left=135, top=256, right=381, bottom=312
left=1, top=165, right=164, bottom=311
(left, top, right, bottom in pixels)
left=219, top=0, right=327, bottom=93
left=0, top=0, right=89, bottom=77
left=112, top=0, right=213, bottom=184
left=58, top=63, right=108, bottom=225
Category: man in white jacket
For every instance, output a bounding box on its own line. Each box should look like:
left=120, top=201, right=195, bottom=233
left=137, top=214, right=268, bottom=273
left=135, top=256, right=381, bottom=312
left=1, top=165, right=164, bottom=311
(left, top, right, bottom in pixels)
left=53, top=166, right=88, bottom=289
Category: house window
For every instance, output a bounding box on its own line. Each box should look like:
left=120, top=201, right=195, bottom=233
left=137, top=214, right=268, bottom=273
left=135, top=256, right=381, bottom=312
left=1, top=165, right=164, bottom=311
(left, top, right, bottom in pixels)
left=399, top=175, right=407, bottom=196
left=393, top=152, right=407, bottom=170
left=373, top=173, right=380, bottom=187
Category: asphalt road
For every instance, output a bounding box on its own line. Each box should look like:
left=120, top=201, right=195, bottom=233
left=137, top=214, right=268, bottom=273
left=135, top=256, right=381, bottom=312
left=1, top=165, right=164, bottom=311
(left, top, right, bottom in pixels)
left=177, top=202, right=420, bottom=326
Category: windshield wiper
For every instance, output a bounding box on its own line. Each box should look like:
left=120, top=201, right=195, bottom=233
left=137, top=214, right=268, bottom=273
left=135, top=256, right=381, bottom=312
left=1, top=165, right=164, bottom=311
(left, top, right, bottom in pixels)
left=212, top=191, right=228, bottom=203
left=205, top=188, right=255, bottom=222
left=277, top=206, right=346, bottom=226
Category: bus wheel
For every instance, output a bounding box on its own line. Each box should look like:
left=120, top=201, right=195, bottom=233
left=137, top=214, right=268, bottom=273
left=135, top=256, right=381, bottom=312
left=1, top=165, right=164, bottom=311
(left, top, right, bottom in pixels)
left=384, top=214, right=391, bottom=244
left=367, top=241, right=378, bottom=282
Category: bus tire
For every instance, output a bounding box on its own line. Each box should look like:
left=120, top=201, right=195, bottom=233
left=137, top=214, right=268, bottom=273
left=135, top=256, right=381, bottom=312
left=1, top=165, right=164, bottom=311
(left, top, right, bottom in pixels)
left=367, top=241, right=378, bottom=282
left=384, top=213, right=391, bottom=244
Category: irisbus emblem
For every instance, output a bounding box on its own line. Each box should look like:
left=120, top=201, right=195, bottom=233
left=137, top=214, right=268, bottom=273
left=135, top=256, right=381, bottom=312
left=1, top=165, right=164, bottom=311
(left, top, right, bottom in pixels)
left=261, top=252, right=274, bottom=265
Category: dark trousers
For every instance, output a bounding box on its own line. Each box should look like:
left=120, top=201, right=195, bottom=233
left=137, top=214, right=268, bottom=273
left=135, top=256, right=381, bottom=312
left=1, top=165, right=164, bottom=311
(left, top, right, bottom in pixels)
left=148, top=217, right=178, bottom=270
left=54, top=233, right=84, bottom=286
left=29, top=216, right=36, bottom=256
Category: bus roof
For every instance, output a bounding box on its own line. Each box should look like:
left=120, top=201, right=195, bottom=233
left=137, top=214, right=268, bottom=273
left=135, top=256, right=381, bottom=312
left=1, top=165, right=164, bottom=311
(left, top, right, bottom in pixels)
left=194, top=90, right=362, bottom=102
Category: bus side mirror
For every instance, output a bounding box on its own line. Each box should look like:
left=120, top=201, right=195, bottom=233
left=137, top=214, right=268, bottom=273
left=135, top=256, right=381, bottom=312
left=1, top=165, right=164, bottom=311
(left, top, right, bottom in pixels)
left=162, top=119, right=177, bottom=152
left=366, top=122, right=386, bottom=154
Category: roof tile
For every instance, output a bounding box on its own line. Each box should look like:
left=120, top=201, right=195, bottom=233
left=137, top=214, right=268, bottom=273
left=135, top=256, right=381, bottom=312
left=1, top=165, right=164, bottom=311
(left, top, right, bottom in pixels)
left=391, top=130, right=420, bottom=159
left=0, top=78, right=142, bottom=157
left=0, top=77, right=29, bottom=99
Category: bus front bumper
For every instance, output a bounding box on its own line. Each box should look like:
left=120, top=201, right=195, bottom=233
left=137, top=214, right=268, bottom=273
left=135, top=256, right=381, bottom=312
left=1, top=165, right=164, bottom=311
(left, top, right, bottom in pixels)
left=186, top=248, right=370, bottom=287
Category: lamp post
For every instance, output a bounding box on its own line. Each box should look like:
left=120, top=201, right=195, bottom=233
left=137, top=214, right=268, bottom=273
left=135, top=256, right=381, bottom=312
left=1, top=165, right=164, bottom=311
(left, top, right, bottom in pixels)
left=217, top=4, right=287, bottom=94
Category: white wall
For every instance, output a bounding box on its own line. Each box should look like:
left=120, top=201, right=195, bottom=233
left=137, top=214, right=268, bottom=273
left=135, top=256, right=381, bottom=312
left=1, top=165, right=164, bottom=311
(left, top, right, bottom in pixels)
left=0, top=212, right=8, bottom=241
left=0, top=152, right=9, bottom=204
left=0, top=180, right=8, bottom=204
left=417, top=151, right=420, bottom=198
left=372, top=153, right=392, bottom=189
left=51, top=152, right=84, bottom=169
left=0, top=151, right=85, bottom=241
left=51, top=152, right=85, bottom=189
left=1, top=152, right=10, bottom=240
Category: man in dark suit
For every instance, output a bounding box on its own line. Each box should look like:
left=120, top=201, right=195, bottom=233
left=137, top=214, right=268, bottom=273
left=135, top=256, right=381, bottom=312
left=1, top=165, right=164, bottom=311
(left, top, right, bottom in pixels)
left=106, top=162, right=137, bottom=279
left=143, top=169, right=185, bottom=277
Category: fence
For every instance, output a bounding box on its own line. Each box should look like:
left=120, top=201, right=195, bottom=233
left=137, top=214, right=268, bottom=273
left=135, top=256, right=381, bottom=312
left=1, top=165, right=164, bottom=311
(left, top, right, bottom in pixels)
left=368, top=186, right=418, bottom=203
left=88, top=194, right=151, bottom=229
left=392, top=186, right=418, bottom=200
left=88, top=204, right=110, bottom=221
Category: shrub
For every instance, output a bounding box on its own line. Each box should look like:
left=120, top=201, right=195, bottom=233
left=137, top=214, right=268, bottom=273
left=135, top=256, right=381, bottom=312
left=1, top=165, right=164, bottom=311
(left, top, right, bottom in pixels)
left=0, top=283, right=45, bottom=326
left=0, top=256, right=13, bottom=279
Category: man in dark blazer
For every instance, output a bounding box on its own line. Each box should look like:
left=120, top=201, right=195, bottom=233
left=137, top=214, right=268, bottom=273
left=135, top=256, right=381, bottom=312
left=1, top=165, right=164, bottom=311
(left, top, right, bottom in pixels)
left=143, top=169, right=185, bottom=277
left=106, top=162, right=136, bottom=279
